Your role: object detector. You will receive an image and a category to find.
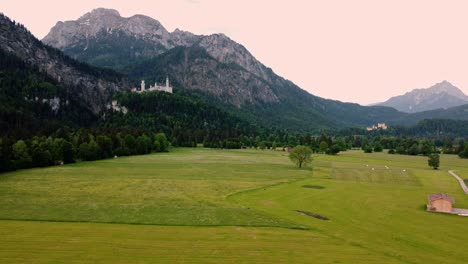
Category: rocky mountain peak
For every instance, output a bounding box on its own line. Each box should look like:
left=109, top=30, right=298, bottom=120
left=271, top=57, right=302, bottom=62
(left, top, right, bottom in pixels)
left=426, top=80, right=467, bottom=99
left=79, top=8, right=121, bottom=20
left=43, top=8, right=272, bottom=81
left=378, top=81, right=468, bottom=113
left=405, top=80, right=467, bottom=101
left=43, top=8, right=171, bottom=49
left=171, top=28, right=202, bottom=46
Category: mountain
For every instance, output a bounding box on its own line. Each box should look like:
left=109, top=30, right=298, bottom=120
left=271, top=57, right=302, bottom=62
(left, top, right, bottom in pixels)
left=0, top=12, right=130, bottom=116
left=0, top=12, right=270, bottom=144
left=0, top=12, right=134, bottom=137
left=377, top=81, right=468, bottom=113
left=122, top=45, right=409, bottom=130
left=44, top=8, right=417, bottom=131
left=43, top=8, right=201, bottom=69
left=1, top=8, right=467, bottom=141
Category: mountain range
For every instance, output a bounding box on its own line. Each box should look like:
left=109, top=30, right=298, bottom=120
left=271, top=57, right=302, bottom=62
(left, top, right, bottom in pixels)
left=41, top=8, right=405, bottom=131
left=377, top=80, right=468, bottom=113
left=1, top=8, right=468, bottom=135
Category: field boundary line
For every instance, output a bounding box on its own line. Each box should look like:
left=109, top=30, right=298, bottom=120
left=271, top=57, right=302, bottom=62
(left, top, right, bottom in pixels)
left=0, top=218, right=309, bottom=230
left=225, top=175, right=312, bottom=230
left=448, top=170, right=468, bottom=194
left=225, top=175, right=311, bottom=200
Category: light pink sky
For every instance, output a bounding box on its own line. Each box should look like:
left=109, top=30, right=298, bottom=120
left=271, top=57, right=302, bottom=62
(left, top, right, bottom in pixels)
left=2, top=0, right=468, bottom=105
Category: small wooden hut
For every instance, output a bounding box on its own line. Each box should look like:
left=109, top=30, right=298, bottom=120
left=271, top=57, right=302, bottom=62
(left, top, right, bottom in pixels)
left=427, top=194, right=455, bottom=213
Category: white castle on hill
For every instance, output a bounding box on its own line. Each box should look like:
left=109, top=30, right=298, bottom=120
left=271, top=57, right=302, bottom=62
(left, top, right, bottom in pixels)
left=131, top=76, right=173, bottom=94
left=366, top=123, right=388, bottom=131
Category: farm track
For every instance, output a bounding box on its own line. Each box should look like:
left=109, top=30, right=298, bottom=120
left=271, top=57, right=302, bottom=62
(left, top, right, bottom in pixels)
left=448, top=170, right=468, bottom=194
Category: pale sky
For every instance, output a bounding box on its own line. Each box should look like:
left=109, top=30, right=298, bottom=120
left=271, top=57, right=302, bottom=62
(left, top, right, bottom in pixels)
left=2, top=0, right=468, bottom=105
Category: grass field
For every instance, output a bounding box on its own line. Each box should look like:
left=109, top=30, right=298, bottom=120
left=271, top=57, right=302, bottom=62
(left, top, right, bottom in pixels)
left=0, top=148, right=467, bottom=263
left=0, top=149, right=306, bottom=227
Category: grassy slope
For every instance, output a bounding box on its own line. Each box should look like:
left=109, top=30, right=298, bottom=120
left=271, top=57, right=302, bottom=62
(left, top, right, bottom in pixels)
left=0, top=149, right=467, bottom=263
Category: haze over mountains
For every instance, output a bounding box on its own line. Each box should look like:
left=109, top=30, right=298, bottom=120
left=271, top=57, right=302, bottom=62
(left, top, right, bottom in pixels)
left=1, top=8, right=467, bottom=135
left=377, top=80, right=468, bottom=113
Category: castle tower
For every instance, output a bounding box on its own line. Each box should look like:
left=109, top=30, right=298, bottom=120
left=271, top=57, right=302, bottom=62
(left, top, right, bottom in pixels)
left=141, top=80, right=145, bottom=91
left=165, top=76, right=170, bottom=89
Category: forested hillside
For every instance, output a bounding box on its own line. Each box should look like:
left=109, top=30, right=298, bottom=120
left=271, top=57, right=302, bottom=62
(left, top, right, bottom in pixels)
left=0, top=48, right=96, bottom=137
left=105, top=91, right=265, bottom=148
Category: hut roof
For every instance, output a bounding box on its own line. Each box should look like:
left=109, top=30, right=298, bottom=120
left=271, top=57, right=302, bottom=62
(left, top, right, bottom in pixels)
left=428, top=193, right=455, bottom=204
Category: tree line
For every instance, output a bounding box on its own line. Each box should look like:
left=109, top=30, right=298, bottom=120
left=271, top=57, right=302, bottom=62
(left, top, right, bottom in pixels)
left=0, top=128, right=169, bottom=173
left=348, top=135, right=468, bottom=158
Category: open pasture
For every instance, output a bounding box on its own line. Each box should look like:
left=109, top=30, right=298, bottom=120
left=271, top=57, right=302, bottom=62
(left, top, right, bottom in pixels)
left=328, top=162, right=421, bottom=186
left=0, top=148, right=305, bottom=227
left=0, top=149, right=467, bottom=263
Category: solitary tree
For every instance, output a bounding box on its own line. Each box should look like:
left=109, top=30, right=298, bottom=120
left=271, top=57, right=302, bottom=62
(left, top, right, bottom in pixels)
left=289, top=145, right=313, bottom=168
left=428, top=153, right=440, bottom=170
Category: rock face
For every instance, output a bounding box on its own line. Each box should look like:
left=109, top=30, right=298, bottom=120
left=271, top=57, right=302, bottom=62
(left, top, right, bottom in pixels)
left=0, top=13, right=129, bottom=115
left=196, top=34, right=272, bottom=82
left=43, top=8, right=201, bottom=69
left=378, top=81, right=468, bottom=113
left=128, top=46, right=278, bottom=107
left=43, top=8, right=173, bottom=50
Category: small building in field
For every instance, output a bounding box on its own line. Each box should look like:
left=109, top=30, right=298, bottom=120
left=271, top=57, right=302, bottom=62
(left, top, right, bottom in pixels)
left=284, top=147, right=293, bottom=152
left=427, top=193, right=454, bottom=213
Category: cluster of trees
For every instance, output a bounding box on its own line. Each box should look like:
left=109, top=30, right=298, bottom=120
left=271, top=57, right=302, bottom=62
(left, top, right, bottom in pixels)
left=365, top=138, right=436, bottom=155
left=106, top=91, right=262, bottom=148
left=106, top=91, right=349, bottom=152
left=458, top=144, right=468, bottom=159
left=354, top=135, right=468, bottom=158
left=337, top=119, right=468, bottom=139
left=283, top=135, right=345, bottom=155
left=0, top=128, right=169, bottom=173
left=396, top=119, right=468, bottom=138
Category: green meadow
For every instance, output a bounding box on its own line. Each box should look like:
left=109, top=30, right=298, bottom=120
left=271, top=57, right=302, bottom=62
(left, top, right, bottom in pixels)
left=0, top=148, right=467, bottom=263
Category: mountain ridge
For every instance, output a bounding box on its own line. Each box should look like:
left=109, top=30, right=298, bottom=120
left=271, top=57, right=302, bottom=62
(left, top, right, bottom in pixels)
left=41, top=8, right=468, bottom=130
left=377, top=80, right=468, bottom=113
left=42, top=8, right=411, bottom=130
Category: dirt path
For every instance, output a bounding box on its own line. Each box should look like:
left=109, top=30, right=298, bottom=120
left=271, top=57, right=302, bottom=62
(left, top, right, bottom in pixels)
left=448, top=170, right=468, bottom=194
